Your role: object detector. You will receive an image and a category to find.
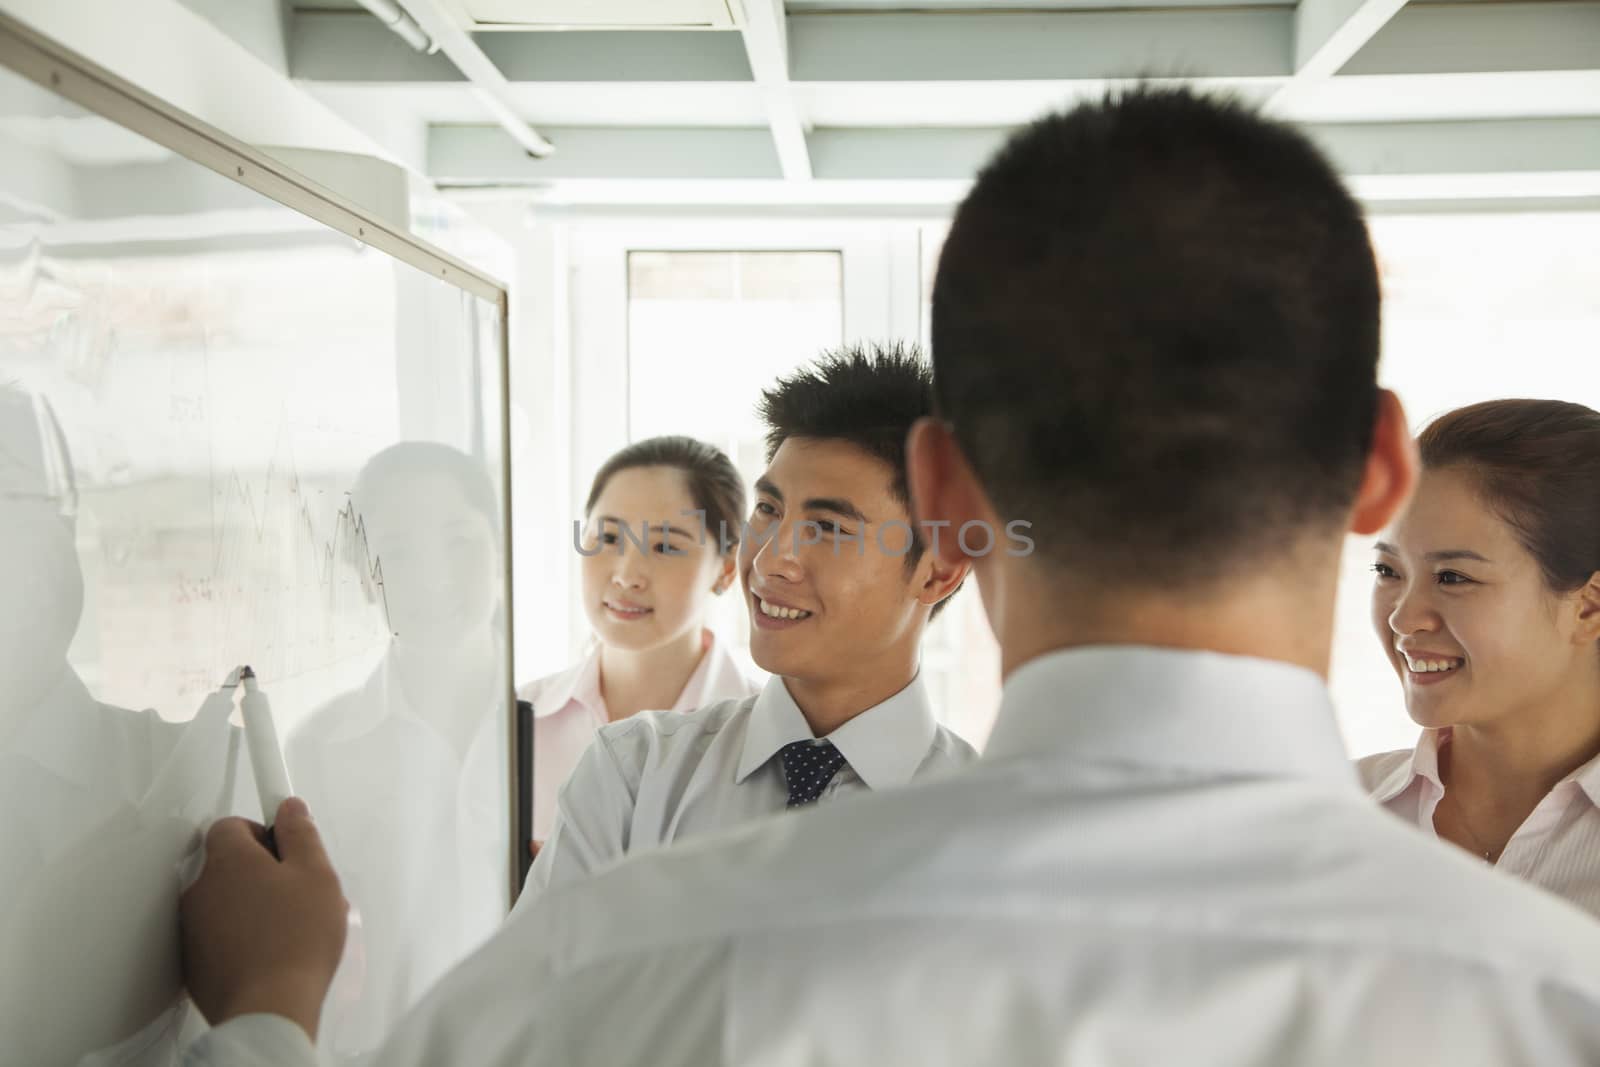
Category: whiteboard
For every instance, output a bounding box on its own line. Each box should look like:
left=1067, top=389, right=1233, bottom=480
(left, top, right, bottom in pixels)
left=0, top=24, right=513, bottom=1065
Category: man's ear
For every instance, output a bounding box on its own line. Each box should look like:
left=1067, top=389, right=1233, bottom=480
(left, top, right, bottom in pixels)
left=906, top=417, right=993, bottom=566
left=1350, top=389, right=1418, bottom=537
left=916, top=552, right=971, bottom=612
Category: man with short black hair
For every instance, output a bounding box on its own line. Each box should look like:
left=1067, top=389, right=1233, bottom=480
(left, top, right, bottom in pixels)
left=931, top=90, right=1381, bottom=589
left=518, top=341, right=975, bottom=905
left=181, top=88, right=1600, bottom=1065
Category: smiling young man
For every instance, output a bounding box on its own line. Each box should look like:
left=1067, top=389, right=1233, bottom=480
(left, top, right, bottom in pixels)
left=515, top=341, right=975, bottom=905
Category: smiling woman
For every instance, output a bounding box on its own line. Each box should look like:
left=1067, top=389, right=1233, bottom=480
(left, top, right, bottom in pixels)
left=1358, top=399, right=1600, bottom=916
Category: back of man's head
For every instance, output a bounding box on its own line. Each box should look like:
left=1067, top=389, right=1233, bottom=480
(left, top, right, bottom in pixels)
left=931, top=87, right=1379, bottom=588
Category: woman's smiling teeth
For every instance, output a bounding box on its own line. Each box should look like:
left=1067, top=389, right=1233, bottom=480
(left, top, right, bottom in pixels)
left=758, top=598, right=812, bottom=620
left=1404, top=656, right=1464, bottom=673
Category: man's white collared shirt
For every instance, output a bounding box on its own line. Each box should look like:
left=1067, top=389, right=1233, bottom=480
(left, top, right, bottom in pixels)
left=188, top=646, right=1600, bottom=1067
left=519, top=672, right=976, bottom=906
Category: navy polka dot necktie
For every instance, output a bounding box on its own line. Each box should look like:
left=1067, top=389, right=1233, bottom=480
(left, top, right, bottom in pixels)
left=779, top=739, right=848, bottom=808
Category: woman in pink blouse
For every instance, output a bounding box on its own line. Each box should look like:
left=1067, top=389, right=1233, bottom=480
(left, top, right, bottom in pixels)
left=520, top=437, right=761, bottom=852
left=1360, top=399, right=1600, bottom=917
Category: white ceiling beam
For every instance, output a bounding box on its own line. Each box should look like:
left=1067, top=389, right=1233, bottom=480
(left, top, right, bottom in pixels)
left=1265, top=70, right=1600, bottom=125
left=737, top=0, right=810, bottom=180
left=446, top=184, right=1600, bottom=218
left=430, top=117, right=1600, bottom=187
left=392, top=0, right=552, bottom=155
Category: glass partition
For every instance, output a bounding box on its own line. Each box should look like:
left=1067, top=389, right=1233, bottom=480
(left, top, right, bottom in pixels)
left=0, top=16, right=512, bottom=1063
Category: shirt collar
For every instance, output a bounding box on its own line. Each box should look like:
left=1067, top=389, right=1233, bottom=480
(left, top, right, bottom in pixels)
left=1369, top=727, right=1446, bottom=804
left=1372, top=728, right=1600, bottom=812
left=735, top=672, right=939, bottom=790
left=672, top=630, right=744, bottom=713
left=532, top=641, right=603, bottom=720
left=1573, top=748, right=1600, bottom=809
left=534, top=630, right=742, bottom=720
left=984, top=645, right=1357, bottom=788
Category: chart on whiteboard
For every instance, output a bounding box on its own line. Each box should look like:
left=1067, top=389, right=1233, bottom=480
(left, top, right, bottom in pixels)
left=2, top=245, right=411, bottom=732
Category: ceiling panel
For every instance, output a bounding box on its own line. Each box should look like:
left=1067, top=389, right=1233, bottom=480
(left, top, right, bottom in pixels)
left=279, top=0, right=1600, bottom=204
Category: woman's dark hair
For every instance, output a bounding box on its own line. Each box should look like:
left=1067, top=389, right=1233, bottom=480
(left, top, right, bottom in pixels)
left=586, top=436, right=746, bottom=554
left=1419, top=398, right=1600, bottom=593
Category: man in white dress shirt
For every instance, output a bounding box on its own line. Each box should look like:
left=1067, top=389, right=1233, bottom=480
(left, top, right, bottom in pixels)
left=181, top=88, right=1600, bottom=1065
left=520, top=343, right=976, bottom=907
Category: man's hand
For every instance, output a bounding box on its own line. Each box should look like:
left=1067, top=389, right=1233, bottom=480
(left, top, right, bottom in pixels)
left=180, top=797, right=348, bottom=1042
left=528, top=839, right=543, bottom=861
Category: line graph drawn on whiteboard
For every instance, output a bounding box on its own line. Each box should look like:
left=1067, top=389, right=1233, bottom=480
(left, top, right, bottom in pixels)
left=190, top=427, right=397, bottom=708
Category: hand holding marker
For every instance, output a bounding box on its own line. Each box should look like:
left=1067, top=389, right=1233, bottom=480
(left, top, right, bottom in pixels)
left=238, top=665, right=294, bottom=858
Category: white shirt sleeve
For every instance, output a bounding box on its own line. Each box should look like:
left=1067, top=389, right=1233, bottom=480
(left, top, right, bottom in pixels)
left=182, top=1014, right=323, bottom=1067
left=517, top=728, right=643, bottom=911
